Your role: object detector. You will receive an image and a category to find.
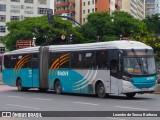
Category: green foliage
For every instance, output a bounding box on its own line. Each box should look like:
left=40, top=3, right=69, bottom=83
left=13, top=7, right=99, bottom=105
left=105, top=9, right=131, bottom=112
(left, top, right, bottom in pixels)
left=81, top=11, right=148, bottom=42
left=2, top=11, right=160, bottom=58
left=2, top=16, right=87, bottom=50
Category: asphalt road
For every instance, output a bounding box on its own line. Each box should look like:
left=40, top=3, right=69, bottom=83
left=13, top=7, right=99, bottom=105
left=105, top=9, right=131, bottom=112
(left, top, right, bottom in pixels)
left=0, top=84, right=160, bottom=120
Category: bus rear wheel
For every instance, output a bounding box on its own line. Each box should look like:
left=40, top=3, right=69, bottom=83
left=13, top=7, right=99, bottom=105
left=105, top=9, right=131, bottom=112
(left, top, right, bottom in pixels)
left=54, top=81, right=62, bottom=95
left=96, top=82, right=107, bottom=98
left=126, top=93, right=136, bottom=99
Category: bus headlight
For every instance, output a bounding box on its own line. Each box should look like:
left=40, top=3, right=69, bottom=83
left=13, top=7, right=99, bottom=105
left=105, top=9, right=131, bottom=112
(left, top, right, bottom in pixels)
left=122, top=76, right=133, bottom=82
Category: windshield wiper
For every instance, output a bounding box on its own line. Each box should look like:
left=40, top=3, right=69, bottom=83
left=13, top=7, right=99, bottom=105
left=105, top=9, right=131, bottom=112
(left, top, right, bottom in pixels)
left=131, top=49, right=143, bottom=73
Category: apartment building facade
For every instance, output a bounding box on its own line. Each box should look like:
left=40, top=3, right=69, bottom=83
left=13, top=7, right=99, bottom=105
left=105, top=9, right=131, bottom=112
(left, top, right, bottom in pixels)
left=130, top=0, right=145, bottom=19
left=54, top=0, right=122, bottom=25
left=155, top=0, right=160, bottom=14
left=0, top=0, right=53, bottom=40
left=145, top=0, right=155, bottom=17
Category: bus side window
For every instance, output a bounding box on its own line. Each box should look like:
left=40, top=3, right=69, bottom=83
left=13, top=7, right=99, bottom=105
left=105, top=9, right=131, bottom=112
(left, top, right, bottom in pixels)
left=83, top=52, right=95, bottom=69
left=110, top=60, right=118, bottom=74
left=20, top=54, right=31, bottom=68
left=71, top=52, right=83, bottom=68
left=96, top=51, right=108, bottom=69
left=4, top=55, right=10, bottom=68
left=32, top=53, right=38, bottom=68
left=10, top=55, right=17, bottom=68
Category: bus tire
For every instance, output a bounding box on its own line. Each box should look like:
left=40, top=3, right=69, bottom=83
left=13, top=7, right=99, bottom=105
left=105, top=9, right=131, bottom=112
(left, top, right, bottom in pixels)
left=96, top=82, right=107, bottom=98
left=126, top=93, right=136, bottom=99
left=54, top=80, right=62, bottom=95
left=17, top=79, right=27, bottom=91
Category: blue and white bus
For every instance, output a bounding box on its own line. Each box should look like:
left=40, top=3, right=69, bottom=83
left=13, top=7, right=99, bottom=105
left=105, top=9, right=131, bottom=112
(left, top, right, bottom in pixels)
left=2, top=40, right=157, bottom=98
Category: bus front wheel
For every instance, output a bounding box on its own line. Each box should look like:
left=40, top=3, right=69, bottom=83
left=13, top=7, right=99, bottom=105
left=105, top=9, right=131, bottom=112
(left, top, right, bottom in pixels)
left=126, top=93, right=136, bottom=99
left=96, top=82, right=107, bottom=98
left=54, top=81, right=62, bottom=95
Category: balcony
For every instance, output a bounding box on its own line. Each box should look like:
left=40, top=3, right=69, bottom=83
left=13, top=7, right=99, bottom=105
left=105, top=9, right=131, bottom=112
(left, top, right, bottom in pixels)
left=54, top=10, right=69, bottom=15
left=55, top=2, right=70, bottom=8
left=69, top=7, right=75, bottom=12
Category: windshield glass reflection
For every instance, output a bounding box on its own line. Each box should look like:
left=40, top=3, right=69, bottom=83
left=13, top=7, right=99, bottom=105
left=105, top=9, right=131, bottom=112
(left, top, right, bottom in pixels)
left=123, top=57, right=156, bottom=75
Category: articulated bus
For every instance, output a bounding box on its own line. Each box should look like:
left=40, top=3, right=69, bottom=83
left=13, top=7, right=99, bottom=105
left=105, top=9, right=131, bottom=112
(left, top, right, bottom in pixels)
left=2, top=40, right=157, bottom=98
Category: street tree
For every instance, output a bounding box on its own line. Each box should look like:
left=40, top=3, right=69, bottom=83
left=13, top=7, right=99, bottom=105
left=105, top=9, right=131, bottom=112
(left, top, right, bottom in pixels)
left=2, top=16, right=86, bottom=50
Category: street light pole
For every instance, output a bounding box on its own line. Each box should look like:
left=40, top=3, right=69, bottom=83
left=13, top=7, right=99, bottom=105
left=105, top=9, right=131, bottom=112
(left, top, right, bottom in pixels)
left=32, top=36, right=36, bottom=47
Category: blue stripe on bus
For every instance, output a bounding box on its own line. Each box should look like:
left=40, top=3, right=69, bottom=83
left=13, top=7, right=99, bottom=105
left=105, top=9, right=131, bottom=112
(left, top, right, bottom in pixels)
left=132, top=76, right=156, bottom=89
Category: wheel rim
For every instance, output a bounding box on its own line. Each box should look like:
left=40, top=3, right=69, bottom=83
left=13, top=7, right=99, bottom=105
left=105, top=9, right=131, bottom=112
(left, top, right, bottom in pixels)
left=99, top=86, right=104, bottom=94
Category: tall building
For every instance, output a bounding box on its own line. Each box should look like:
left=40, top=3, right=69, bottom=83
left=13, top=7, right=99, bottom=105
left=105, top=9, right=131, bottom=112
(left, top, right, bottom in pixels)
left=0, top=0, right=53, bottom=40
left=121, top=0, right=131, bottom=13
left=155, top=0, right=160, bottom=14
left=122, top=0, right=145, bottom=20
left=130, top=0, right=145, bottom=19
left=54, top=0, right=122, bottom=25
left=145, top=0, right=155, bottom=17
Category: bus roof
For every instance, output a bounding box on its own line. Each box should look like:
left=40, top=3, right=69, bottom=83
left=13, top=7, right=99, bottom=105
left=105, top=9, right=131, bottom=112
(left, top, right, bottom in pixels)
left=4, top=40, right=153, bottom=55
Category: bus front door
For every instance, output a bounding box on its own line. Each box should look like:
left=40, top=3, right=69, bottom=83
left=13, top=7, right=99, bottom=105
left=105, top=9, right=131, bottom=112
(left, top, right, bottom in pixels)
left=110, top=60, right=119, bottom=94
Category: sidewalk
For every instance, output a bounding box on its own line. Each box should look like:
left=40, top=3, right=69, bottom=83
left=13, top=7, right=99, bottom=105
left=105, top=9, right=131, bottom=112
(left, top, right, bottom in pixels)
left=0, top=82, right=3, bottom=85
left=154, top=84, right=160, bottom=94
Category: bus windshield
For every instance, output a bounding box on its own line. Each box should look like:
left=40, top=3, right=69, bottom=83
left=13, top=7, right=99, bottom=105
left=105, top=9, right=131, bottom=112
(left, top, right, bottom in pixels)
left=123, top=57, right=156, bottom=75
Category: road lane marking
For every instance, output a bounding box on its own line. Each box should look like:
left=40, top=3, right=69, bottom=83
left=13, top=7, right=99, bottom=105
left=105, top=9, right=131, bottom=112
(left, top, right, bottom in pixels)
left=34, top=98, right=52, bottom=101
left=106, top=117, right=126, bottom=120
left=8, top=96, right=22, bottom=99
left=6, top=104, right=40, bottom=110
left=115, top=106, right=148, bottom=110
left=130, top=100, right=146, bottom=103
left=74, top=102, right=99, bottom=106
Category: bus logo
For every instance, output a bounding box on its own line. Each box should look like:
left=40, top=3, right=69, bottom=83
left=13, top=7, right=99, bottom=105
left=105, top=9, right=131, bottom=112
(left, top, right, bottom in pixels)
left=57, top=71, right=69, bottom=76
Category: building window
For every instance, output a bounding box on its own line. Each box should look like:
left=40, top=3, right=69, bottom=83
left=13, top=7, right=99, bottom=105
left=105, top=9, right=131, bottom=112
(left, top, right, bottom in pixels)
left=0, top=26, right=5, bottom=33
left=0, top=47, right=5, bottom=54
left=24, top=0, right=33, bottom=3
left=83, top=10, right=85, bottom=14
left=83, top=2, right=85, bottom=6
left=11, top=0, right=20, bottom=2
left=10, top=16, right=20, bottom=21
left=83, top=18, right=85, bottom=22
left=11, top=5, right=20, bottom=13
left=38, top=8, right=47, bottom=14
left=95, top=8, right=97, bottom=12
left=0, top=36, right=3, bottom=41
left=92, top=8, right=94, bottom=13
left=0, top=4, right=6, bottom=11
left=88, top=9, right=90, bottom=13
left=38, top=0, right=46, bottom=4
left=88, top=1, right=90, bottom=5
left=24, top=6, right=34, bottom=14
left=0, top=15, right=5, bottom=22
left=92, top=0, right=94, bottom=4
